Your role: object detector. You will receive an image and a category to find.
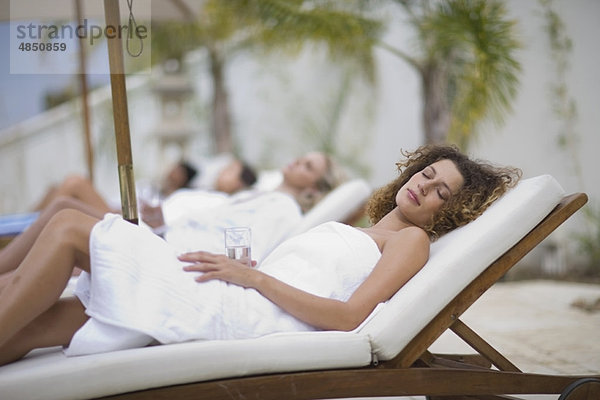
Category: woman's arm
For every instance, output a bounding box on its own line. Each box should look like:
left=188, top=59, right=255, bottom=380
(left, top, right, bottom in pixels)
left=180, top=226, right=429, bottom=331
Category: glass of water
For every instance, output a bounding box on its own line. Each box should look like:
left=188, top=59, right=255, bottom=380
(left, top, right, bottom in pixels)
left=138, top=180, right=162, bottom=207
left=224, top=227, right=252, bottom=267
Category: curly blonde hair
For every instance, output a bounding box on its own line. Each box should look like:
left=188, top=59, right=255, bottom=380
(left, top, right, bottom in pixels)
left=366, top=144, right=521, bottom=240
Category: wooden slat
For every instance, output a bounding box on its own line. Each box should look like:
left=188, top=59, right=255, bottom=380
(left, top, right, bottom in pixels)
left=450, top=319, right=520, bottom=372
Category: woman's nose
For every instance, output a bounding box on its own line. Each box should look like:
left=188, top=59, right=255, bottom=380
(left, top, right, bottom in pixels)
left=418, top=182, right=427, bottom=195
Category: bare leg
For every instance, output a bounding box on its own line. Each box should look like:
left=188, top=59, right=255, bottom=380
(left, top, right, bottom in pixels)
left=0, top=271, right=12, bottom=294
left=0, top=297, right=87, bottom=365
left=0, top=196, right=107, bottom=275
left=33, top=174, right=112, bottom=213
left=0, top=209, right=98, bottom=361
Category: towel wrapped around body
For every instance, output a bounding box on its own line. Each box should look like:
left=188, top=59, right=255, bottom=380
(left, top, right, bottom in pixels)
left=66, top=215, right=381, bottom=356
left=163, top=191, right=302, bottom=263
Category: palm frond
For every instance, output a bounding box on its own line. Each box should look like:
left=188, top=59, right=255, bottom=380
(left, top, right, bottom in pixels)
left=227, top=0, right=383, bottom=81
left=424, top=0, right=521, bottom=146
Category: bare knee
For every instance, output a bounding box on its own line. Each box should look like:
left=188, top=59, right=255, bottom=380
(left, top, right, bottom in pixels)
left=45, top=210, right=98, bottom=265
left=44, top=178, right=109, bottom=217
left=61, top=174, right=90, bottom=194
left=47, top=195, right=80, bottom=214
left=48, top=209, right=97, bottom=240
left=51, top=210, right=97, bottom=270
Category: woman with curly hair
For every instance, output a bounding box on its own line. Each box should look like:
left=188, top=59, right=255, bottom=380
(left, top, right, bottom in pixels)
left=367, top=145, right=520, bottom=240
left=0, top=144, right=520, bottom=365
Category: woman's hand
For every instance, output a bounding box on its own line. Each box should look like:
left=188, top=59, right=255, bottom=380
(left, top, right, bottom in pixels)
left=179, top=252, right=259, bottom=288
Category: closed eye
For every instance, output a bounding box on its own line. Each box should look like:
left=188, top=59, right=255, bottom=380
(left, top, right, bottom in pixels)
left=424, top=166, right=451, bottom=200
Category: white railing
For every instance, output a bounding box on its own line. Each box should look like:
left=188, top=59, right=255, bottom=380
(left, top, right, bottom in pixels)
left=0, top=74, right=165, bottom=214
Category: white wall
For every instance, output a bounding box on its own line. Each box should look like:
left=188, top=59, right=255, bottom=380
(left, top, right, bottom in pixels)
left=471, top=0, right=599, bottom=196
left=468, top=0, right=600, bottom=269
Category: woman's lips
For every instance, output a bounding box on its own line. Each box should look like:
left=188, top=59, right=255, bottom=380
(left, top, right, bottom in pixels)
left=407, top=189, right=420, bottom=205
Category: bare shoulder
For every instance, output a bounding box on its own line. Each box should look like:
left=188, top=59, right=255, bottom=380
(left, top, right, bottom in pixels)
left=385, top=226, right=429, bottom=246
left=382, top=226, right=430, bottom=259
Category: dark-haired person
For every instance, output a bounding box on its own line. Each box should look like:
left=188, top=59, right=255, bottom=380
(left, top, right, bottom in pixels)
left=213, top=159, right=258, bottom=195
left=0, top=144, right=520, bottom=365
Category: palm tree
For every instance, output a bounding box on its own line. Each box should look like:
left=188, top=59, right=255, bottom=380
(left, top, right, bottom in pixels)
left=152, top=0, right=382, bottom=154
left=380, top=0, right=521, bottom=148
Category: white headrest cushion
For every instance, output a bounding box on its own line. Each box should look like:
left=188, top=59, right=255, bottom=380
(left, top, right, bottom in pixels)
left=360, top=175, right=565, bottom=360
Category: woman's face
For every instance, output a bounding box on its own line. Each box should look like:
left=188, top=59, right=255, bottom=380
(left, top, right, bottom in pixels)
left=282, top=152, right=328, bottom=190
left=215, top=160, right=245, bottom=194
left=165, top=164, right=189, bottom=191
left=395, top=159, right=464, bottom=228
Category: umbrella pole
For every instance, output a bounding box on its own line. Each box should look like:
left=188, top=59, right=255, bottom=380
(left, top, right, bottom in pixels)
left=103, top=0, right=138, bottom=224
left=75, top=0, right=95, bottom=183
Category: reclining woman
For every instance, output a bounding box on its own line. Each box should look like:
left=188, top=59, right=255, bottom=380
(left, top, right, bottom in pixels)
left=0, top=145, right=520, bottom=365
left=31, top=160, right=202, bottom=213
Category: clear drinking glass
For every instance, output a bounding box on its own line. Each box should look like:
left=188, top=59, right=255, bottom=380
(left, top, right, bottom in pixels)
left=224, top=227, right=252, bottom=266
left=138, top=180, right=162, bottom=207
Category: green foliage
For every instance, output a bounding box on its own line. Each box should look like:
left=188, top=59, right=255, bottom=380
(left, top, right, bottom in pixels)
left=151, top=1, right=382, bottom=77
left=539, top=0, right=579, bottom=161
left=300, top=66, right=372, bottom=177
left=425, top=0, right=521, bottom=146
left=239, top=0, right=381, bottom=80
left=151, top=22, right=204, bottom=67
left=386, top=0, right=522, bottom=148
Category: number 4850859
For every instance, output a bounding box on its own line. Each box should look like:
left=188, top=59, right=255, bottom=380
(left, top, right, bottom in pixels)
left=18, top=42, right=67, bottom=52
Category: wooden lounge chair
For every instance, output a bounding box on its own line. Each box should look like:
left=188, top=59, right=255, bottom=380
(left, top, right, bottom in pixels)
left=0, top=175, right=598, bottom=400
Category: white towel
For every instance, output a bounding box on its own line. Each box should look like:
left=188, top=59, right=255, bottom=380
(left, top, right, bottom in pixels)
left=67, top=218, right=381, bottom=356
left=164, top=191, right=302, bottom=263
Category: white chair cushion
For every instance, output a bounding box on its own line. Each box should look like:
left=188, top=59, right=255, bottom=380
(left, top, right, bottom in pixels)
left=0, top=331, right=371, bottom=400
left=360, top=175, right=565, bottom=360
